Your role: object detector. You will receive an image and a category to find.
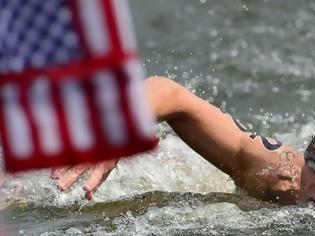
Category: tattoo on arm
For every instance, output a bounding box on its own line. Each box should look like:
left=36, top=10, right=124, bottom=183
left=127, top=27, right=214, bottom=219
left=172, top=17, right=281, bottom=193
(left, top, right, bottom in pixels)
left=232, top=118, right=282, bottom=151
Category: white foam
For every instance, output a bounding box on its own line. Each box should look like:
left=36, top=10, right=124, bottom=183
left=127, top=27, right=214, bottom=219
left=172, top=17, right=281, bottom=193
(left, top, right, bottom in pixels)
left=0, top=126, right=234, bottom=206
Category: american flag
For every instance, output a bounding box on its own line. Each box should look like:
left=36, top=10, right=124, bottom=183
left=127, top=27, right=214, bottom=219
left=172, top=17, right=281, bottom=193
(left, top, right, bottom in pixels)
left=0, top=0, right=157, bottom=172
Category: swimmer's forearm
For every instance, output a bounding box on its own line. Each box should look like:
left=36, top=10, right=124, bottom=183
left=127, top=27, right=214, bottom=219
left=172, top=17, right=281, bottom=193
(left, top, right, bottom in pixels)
left=145, top=77, right=245, bottom=178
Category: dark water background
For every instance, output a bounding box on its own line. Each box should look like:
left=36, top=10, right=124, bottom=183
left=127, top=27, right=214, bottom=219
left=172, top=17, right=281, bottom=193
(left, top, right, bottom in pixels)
left=1, top=0, right=315, bottom=235
left=134, top=0, right=315, bottom=142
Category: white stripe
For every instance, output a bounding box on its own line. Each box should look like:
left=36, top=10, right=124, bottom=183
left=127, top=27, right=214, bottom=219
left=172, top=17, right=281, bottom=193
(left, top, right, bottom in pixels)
left=93, top=71, right=127, bottom=146
left=29, top=79, right=62, bottom=155
left=111, top=0, right=137, bottom=52
left=77, top=0, right=110, bottom=55
left=61, top=80, right=94, bottom=150
left=125, top=60, right=155, bottom=138
left=1, top=84, right=33, bottom=158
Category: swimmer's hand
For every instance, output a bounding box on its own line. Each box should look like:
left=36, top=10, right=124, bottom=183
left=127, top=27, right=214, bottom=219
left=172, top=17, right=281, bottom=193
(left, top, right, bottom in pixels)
left=50, top=159, right=118, bottom=200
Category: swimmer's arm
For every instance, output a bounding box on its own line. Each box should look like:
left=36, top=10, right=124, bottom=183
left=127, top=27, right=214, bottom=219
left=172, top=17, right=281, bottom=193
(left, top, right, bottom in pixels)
left=52, top=76, right=302, bottom=202
left=147, top=77, right=304, bottom=203
left=51, top=76, right=250, bottom=198
left=52, top=76, right=264, bottom=197
left=146, top=76, right=251, bottom=179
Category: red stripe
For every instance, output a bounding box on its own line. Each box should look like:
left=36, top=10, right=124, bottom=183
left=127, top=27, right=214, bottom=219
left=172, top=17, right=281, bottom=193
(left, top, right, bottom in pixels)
left=0, top=54, right=137, bottom=85
left=5, top=137, right=157, bottom=172
left=81, top=78, right=104, bottom=149
left=102, top=0, right=123, bottom=53
left=114, top=69, right=139, bottom=142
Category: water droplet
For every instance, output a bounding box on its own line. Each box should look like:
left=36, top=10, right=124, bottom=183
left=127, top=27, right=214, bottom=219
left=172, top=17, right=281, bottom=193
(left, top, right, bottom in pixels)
left=272, top=87, right=279, bottom=93
left=230, top=49, right=238, bottom=57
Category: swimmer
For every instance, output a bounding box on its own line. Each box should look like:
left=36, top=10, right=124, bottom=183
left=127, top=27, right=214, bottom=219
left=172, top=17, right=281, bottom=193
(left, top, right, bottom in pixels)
left=51, top=76, right=315, bottom=205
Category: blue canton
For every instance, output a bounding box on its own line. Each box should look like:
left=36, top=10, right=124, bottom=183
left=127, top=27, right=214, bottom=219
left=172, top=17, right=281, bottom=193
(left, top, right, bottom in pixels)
left=0, top=0, right=83, bottom=73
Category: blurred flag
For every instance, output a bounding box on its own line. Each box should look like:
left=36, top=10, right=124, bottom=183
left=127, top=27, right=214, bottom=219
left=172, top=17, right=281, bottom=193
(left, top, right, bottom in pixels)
left=0, top=0, right=157, bottom=172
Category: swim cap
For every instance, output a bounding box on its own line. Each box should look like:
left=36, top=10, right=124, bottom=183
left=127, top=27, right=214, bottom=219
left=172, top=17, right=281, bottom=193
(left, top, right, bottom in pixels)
left=304, top=136, right=315, bottom=171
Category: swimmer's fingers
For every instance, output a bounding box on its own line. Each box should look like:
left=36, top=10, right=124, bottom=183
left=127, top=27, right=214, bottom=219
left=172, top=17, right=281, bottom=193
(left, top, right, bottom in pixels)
left=50, top=166, right=71, bottom=179
left=57, top=164, right=90, bottom=191
left=83, top=159, right=118, bottom=200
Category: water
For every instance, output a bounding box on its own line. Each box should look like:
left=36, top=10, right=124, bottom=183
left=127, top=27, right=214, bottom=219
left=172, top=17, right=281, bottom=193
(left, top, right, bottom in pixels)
left=2, top=0, right=315, bottom=235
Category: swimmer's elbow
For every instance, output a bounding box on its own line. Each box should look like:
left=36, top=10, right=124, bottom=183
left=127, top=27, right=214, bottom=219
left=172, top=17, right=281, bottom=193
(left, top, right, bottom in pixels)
left=145, top=76, right=189, bottom=121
